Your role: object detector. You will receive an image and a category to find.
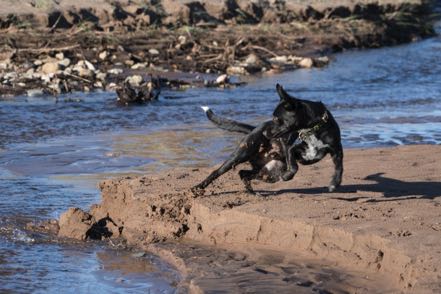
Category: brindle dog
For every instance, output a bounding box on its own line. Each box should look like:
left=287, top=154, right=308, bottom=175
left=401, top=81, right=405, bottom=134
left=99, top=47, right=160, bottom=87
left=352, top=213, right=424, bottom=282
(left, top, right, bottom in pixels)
left=191, top=106, right=295, bottom=195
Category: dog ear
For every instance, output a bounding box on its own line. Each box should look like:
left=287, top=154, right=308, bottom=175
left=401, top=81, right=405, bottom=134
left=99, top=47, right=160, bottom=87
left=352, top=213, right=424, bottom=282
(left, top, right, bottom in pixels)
left=276, top=83, right=293, bottom=101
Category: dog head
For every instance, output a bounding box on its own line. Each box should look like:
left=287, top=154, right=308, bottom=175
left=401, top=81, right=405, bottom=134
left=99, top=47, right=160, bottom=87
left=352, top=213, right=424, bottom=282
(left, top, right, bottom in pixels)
left=269, top=84, right=306, bottom=137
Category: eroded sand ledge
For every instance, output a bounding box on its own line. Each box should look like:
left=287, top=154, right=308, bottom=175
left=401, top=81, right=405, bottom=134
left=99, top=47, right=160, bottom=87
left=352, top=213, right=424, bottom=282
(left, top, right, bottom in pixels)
left=58, top=145, right=441, bottom=292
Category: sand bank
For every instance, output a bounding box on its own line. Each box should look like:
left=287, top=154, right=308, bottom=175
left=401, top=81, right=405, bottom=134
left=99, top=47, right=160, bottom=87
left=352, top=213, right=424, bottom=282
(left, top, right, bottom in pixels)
left=56, top=145, right=441, bottom=292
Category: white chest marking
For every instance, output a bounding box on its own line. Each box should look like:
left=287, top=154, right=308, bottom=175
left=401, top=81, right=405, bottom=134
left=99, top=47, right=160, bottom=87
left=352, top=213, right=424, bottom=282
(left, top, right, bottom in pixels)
left=302, top=134, right=329, bottom=161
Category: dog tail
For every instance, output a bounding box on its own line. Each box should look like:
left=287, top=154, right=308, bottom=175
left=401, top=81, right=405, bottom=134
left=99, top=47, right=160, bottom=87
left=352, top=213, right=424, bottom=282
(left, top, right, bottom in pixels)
left=200, top=106, right=255, bottom=134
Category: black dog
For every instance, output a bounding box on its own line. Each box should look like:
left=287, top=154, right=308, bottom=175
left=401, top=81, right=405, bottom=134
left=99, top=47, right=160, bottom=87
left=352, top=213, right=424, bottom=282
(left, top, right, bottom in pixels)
left=192, top=84, right=343, bottom=195
left=271, top=84, right=343, bottom=192
left=191, top=106, right=294, bottom=195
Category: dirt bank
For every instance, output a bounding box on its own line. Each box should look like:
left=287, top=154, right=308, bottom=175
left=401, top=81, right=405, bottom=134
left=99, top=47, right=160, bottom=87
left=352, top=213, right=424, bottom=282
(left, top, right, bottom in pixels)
left=56, top=145, right=441, bottom=293
left=0, top=0, right=437, bottom=97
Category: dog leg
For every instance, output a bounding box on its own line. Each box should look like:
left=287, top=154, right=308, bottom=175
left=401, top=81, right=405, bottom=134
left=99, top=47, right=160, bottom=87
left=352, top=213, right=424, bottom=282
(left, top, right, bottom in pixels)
left=281, top=143, right=304, bottom=181
left=329, top=144, right=344, bottom=192
left=191, top=153, right=247, bottom=196
left=239, top=169, right=259, bottom=194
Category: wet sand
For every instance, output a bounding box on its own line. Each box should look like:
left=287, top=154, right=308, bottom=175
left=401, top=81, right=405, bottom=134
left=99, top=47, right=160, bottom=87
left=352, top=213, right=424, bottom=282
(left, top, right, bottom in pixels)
left=57, top=144, right=441, bottom=293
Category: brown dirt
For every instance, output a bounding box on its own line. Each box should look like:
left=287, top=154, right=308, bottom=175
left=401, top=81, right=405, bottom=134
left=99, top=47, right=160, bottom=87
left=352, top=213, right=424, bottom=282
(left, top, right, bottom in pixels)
left=56, top=145, right=441, bottom=293
left=0, top=0, right=436, bottom=97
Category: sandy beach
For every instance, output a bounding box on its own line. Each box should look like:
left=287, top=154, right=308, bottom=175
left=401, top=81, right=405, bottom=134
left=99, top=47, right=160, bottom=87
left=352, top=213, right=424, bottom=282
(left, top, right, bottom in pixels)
left=55, top=144, right=441, bottom=293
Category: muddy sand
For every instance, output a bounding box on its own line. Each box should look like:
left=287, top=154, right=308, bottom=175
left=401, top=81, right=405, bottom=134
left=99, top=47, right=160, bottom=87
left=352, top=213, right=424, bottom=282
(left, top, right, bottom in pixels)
left=51, top=145, right=441, bottom=293
left=0, top=0, right=437, bottom=96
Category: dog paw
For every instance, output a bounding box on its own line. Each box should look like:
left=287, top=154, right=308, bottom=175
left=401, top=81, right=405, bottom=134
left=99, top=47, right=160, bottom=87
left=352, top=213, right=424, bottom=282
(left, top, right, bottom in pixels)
left=191, top=186, right=205, bottom=198
left=281, top=171, right=295, bottom=181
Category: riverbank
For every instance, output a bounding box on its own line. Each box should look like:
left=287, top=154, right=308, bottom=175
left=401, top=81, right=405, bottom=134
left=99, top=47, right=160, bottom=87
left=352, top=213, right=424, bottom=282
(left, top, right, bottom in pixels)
left=52, top=144, right=441, bottom=292
left=0, top=0, right=437, bottom=97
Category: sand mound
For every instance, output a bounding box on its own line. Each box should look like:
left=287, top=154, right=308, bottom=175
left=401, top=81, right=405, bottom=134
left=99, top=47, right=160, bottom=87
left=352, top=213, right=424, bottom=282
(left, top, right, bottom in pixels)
left=58, top=145, right=441, bottom=292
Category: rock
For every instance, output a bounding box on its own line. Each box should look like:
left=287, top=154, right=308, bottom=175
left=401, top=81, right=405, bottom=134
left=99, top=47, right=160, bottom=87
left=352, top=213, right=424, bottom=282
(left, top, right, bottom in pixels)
left=27, top=89, right=44, bottom=97
left=125, top=75, right=143, bottom=87
left=55, top=52, right=64, bottom=60
left=63, top=67, right=72, bottom=75
left=314, top=56, right=330, bottom=67
left=34, top=60, right=43, bottom=66
left=226, top=66, right=248, bottom=75
left=298, top=57, right=314, bottom=68
left=107, top=82, right=118, bottom=90
left=124, top=60, right=135, bottom=66
left=242, top=53, right=267, bottom=73
left=99, top=51, right=108, bottom=60
left=131, top=252, right=147, bottom=258
left=4, top=72, right=17, bottom=81
left=96, top=72, right=107, bottom=81
left=244, top=53, right=259, bottom=65
left=0, top=60, right=10, bottom=70
left=58, top=207, right=95, bottom=240
left=23, top=68, right=35, bottom=79
left=131, top=63, right=147, bottom=70
left=94, top=81, right=103, bottom=88
left=40, top=74, right=52, bottom=84
left=108, top=68, right=124, bottom=75
left=76, top=68, right=93, bottom=78
left=48, top=82, right=61, bottom=94
left=41, top=62, right=59, bottom=74
left=215, top=74, right=229, bottom=84
left=269, top=55, right=288, bottom=63
left=149, top=48, right=160, bottom=56
left=178, top=35, right=187, bottom=44
left=58, top=58, right=71, bottom=68
left=84, top=60, right=96, bottom=71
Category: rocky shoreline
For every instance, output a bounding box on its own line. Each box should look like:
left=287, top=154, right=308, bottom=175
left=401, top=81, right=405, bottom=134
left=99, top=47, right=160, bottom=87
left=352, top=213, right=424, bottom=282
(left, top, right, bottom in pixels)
left=40, top=145, right=441, bottom=293
left=0, top=0, right=437, bottom=97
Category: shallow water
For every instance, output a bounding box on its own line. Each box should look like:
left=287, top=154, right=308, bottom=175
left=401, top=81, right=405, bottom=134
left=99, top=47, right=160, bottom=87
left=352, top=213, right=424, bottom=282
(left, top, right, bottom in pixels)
left=1, top=20, right=441, bottom=292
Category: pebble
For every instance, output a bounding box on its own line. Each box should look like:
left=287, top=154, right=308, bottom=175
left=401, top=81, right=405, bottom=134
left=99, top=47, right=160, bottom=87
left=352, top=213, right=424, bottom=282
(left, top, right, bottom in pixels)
left=244, top=53, right=259, bottom=65
left=0, top=61, right=9, bottom=70
left=178, top=35, right=187, bottom=44
left=41, top=62, right=59, bottom=74
left=226, top=65, right=248, bottom=75
left=99, top=51, right=108, bottom=60
left=76, top=68, right=93, bottom=78
left=125, top=74, right=143, bottom=87
left=269, top=55, right=288, bottom=63
left=84, top=60, right=96, bottom=71
left=131, top=63, right=147, bottom=69
left=299, top=57, right=314, bottom=68
left=58, top=58, right=71, bottom=68
left=149, top=48, right=160, bottom=55
left=55, top=52, right=64, bottom=60
left=27, top=89, right=44, bottom=97
left=108, top=68, right=124, bottom=75
left=96, top=72, right=107, bottom=81
left=216, top=74, right=229, bottom=84
left=131, top=252, right=146, bottom=258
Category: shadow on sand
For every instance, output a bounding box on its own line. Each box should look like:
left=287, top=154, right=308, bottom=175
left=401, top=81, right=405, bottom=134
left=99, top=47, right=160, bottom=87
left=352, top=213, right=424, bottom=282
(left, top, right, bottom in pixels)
left=254, top=173, right=441, bottom=202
